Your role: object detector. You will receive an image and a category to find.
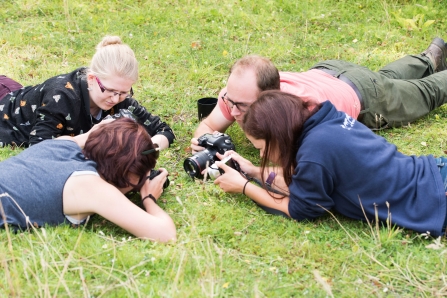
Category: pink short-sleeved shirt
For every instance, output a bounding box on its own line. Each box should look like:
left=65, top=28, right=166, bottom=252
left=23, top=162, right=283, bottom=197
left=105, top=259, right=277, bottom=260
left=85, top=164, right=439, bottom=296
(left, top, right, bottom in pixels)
left=218, top=69, right=361, bottom=121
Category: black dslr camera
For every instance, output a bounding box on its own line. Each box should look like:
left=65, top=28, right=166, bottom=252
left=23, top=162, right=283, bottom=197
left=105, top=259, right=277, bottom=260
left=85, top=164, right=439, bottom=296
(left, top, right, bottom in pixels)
left=183, top=133, right=236, bottom=179
left=103, top=109, right=138, bottom=121
left=148, top=169, right=170, bottom=189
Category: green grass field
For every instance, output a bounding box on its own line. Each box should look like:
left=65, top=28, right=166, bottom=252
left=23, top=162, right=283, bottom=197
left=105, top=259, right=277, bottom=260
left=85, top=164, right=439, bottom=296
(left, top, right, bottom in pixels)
left=1, top=0, right=447, bottom=296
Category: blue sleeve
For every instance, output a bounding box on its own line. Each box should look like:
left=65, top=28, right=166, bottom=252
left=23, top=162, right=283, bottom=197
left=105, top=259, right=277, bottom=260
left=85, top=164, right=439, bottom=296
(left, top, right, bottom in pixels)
left=288, top=161, right=335, bottom=221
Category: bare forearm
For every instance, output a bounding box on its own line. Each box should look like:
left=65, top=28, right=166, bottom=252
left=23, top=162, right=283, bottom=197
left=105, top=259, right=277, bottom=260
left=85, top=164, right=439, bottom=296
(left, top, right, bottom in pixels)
left=142, top=199, right=176, bottom=241
left=244, top=182, right=291, bottom=216
left=151, top=134, right=170, bottom=150
left=194, top=120, right=216, bottom=138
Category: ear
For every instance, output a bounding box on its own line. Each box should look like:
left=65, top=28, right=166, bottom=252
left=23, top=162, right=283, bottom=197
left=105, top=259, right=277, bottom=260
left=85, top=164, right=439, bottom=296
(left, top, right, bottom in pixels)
left=86, top=74, right=95, bottom=85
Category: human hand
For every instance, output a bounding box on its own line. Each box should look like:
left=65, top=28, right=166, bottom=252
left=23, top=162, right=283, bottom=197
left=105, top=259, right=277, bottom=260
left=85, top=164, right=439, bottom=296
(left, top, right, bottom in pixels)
left=141, top=168, right=169, bottom=201
left=216, top=151, right=257, bottom=177
left=214, top=161, right=247, bottom=193
left=190, top=137, right=205, bottom=154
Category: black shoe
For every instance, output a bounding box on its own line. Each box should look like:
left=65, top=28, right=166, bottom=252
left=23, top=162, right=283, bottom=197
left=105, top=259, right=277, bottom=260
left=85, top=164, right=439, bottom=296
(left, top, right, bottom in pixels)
left=421, top=37, right=447, bottom=72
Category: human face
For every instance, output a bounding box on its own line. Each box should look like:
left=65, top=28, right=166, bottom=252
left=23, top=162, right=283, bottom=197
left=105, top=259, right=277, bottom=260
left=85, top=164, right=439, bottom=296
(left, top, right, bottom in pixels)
left=226, top=68, right=260, bottom=125
left=117, top=173, right=141, bottom=194
left=246, top=134, right=280, bottom=164
left=88, top=75, right=134, bottom=112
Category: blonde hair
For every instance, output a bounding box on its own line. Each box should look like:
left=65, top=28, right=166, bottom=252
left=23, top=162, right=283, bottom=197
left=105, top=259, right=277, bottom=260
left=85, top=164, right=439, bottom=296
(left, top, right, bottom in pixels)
left=89, top=36, right=138, bottom=82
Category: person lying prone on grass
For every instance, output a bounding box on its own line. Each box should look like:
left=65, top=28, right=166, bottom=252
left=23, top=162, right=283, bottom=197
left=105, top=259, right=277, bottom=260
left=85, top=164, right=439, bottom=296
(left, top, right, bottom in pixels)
left=0, top=118, right=176, bottom=242
left=213, top=90, right=447, bottom=237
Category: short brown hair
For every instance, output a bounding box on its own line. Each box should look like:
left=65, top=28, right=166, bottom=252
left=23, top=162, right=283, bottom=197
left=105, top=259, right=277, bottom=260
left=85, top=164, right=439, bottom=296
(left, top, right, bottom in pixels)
left=229, top=55, right=280, bottom=91
left=83, top=118, right=157, bottom=190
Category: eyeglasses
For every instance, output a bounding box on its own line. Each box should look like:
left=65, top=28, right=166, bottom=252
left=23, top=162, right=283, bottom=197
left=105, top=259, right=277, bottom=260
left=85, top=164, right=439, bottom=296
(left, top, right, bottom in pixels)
left=141, top=143, right=160, bottom=159
left=221, top=92, right=250, bottom=113
left=95, top=76, right=134, bottom=99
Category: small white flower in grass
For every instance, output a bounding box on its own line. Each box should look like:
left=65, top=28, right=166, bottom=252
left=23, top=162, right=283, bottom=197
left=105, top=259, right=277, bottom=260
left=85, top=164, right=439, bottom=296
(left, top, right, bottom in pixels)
left=151, top=257, right=156, bottom=262
left=383, top=288, right=388, bottom=292
left=353, top=39, right=358, bottom=43
left=426, top=236, right=445, bottom=250
left=421, top=231, right=431, bottom=239
left=304, top=230, right=310, bottom=234
left=129, top=33, right=133, bottom=38
left=98, top=231, right=105, bottom=236
left=102, top=244, right=107, bottom=249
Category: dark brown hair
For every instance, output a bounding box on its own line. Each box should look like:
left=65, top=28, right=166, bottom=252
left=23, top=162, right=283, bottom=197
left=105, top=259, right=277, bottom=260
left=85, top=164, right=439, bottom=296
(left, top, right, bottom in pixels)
left=229, top=55, right=280, bottom=91
left=243, top=90, right=320, bottom=186
left=83, top=118, right=157, bottom=190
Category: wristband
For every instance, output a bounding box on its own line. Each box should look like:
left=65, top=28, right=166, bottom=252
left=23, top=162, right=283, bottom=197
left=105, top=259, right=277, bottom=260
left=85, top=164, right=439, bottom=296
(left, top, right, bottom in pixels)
left=142, top=194, right=157, bottom=204
left=242, top=180, right=250, bottom=195
left=266, top=172, right=276, bottom=187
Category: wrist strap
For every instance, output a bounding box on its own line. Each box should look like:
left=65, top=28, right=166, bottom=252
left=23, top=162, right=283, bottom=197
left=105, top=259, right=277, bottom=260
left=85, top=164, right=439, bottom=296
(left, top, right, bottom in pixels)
left=142, top=194, right=157, bottom=204
left=242, top=180, right=250, bottom=195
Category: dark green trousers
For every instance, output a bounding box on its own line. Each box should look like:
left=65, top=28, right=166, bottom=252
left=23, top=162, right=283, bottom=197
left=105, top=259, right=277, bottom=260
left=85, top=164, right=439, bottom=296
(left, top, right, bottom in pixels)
left=311, top=55, right=447, bottom=129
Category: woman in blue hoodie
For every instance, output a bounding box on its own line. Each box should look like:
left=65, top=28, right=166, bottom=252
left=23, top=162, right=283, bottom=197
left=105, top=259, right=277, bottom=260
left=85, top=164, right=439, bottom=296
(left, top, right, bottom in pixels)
left=214, top=90, right=447, bottom=237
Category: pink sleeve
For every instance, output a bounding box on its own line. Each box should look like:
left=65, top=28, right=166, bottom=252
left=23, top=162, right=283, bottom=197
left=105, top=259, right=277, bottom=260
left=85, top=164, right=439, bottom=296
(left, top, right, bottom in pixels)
left=217, top=87, right=234, bottom=121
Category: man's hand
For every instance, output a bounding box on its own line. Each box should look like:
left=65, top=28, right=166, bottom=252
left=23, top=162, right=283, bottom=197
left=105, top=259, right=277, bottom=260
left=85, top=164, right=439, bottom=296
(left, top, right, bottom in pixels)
left=190, top=137, right=205, bottom=154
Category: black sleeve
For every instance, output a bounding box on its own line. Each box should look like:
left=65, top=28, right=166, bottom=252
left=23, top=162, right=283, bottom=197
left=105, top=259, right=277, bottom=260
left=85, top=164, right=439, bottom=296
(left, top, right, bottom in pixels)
left=114, top=97, right=176, bottom=146
left=29, top=86, right=80, bottom=145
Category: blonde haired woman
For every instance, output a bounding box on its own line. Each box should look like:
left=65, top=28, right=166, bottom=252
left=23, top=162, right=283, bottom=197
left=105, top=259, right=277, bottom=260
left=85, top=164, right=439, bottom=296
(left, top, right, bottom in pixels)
left=0, top=36, right=174, bottom=148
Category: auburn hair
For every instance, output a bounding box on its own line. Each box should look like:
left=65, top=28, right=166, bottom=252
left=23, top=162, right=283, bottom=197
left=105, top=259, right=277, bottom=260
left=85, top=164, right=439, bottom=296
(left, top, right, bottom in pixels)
left=83, top=118, right=157, bottom=190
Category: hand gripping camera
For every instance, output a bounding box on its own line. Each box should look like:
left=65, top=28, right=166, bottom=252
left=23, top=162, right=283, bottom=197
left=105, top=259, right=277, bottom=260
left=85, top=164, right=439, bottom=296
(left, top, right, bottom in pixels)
left=207, top=154, right=241, bottom=179
left=183, top=133, right=236, bottom=179
left=148, top=169, right=170, bottom=189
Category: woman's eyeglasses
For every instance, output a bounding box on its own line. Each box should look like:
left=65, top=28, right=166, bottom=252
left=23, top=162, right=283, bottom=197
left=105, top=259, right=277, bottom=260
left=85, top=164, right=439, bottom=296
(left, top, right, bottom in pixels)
left=95, top=76, right=134, bottom=99
left=221, top=92, right=249, bottom=113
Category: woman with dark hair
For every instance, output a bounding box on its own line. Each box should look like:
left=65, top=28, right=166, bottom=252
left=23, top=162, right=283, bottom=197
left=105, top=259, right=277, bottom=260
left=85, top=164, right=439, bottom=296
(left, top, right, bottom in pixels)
left=214, top=90, right=447, bottom=237
left=0, top=118, right=175, bottom=242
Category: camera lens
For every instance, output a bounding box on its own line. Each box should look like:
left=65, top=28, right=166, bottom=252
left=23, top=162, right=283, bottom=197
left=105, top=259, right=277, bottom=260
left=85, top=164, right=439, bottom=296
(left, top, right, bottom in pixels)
left=183, top=150, right=215, bottom=179
left=183, top=158, right=201, bottom=178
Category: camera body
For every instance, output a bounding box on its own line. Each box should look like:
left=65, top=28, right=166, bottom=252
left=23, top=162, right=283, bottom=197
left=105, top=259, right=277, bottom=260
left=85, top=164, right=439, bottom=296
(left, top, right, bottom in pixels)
left=207, top=155, right=241, bottom=179
left=183, top=133, right=236, bottom=179
left=148, top=169, right=170, bottom=189
left=103, top=109, right=138, bottom=122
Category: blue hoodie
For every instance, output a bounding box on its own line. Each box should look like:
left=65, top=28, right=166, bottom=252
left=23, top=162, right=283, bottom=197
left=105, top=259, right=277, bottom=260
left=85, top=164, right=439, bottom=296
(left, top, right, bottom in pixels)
left=288, top=101, right=446, bottom=236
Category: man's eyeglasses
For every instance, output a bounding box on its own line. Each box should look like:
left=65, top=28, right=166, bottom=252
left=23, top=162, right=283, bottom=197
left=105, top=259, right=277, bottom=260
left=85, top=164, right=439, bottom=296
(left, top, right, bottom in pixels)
left=95, top=77, right=134, bottom=99
left=221, top=92, right=249, bottom=113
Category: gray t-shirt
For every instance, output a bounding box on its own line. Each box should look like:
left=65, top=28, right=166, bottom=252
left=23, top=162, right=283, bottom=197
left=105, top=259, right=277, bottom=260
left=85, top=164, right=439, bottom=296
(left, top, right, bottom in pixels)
left=0, top=139, right=97, bottom=230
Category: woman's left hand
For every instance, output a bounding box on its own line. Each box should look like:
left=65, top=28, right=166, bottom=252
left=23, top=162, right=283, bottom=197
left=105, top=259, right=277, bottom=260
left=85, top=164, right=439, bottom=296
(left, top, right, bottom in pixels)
left=214, top=161, right=247, bottom=193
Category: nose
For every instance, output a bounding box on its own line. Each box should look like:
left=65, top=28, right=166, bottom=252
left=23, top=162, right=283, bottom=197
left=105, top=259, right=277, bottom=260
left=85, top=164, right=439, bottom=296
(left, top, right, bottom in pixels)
left=110, top=93, right=121, bottom=103
left=229, top=105, right=241, bottom=117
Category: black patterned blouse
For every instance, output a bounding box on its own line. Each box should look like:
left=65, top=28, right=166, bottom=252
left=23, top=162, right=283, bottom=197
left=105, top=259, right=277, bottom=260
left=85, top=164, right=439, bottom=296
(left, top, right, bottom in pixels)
left=0, top=68, right=175, bottom=147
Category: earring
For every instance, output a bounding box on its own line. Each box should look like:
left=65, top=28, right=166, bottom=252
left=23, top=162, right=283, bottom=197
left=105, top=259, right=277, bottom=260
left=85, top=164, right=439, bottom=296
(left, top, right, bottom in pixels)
left=87, top=87, right=91, bottom=91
